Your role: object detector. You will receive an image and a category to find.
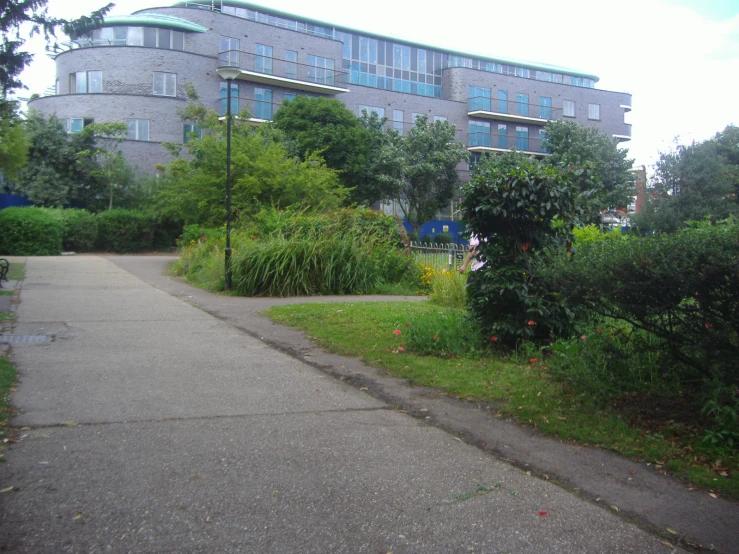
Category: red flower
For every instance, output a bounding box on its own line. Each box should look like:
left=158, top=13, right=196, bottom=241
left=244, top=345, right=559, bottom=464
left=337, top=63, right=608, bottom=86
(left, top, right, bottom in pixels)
left=250, top=235, right=258, bottom=239
left=596, top=328, right=603, bottom=334
left=433, top=334, right=438, bottom=341
left=580, top=335, right=587, bottom=340
left=405, top=322, right=410, bottom=327
left=529, top=357, right=538, bottom=364
left=397, top=346, right=405, bottom=352
left=538, top=510, right=548, bottom=517
left=490, top=336, right=498, bottom=342
left=393, top=329, right=402, bottom=336
left=705, top=322, right=713, bottom=329
left=528, top=320, right=536, bottom=326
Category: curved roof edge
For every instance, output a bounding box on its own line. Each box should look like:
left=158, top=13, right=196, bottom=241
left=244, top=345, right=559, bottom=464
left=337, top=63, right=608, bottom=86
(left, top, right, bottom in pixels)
left=171, top=0, right=598, bottom=81
left=101, top=14, right=208, bottom=33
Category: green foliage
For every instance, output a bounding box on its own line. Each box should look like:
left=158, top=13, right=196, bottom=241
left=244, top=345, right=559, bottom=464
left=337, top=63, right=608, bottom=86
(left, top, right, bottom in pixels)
left=701, top=393, right=739, bottom=454
left=460, top=152, right=580, bottom=345
left=427, top=266, right=467, bottom=309
left=80, top=122, right=130, bottom=210
left=543, top=120, right=635, bottom=215
left=14, top=111, right=105, bottom=208
left=95, top=209, right=154, bottom=253
left=42, top=208, right=97, bottom=252
left=176, top=208, right=413, bottom=295
left=634, top=126, right=739, bottom=233
left=0, top=0, right=111, bottom=96
left=272, top=96, right=397, bottom=206
left=382, top=115, right=468, bottom=232
left=403, top=308, right=481, bottom=357
left=0, top=100, right=27, bottom=179
left=572, top=224, right=629, bottom=245
left=0, top=206, right=62, bottom=255
left=433, top=233, right=452, bottom=245
left=541, top=219, right=739, bottom=389
left=156, top=115, right=346, bottom=226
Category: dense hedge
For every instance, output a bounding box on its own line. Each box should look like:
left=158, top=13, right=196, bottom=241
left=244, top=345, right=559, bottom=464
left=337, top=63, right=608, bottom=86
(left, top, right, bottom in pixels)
left=95, top=209, right=155, bottom=253
left=0, top=207, right=63, bottom=255
left=44, top=208, right=98, bottom=252
left=541, top=219, right=739, bottom=387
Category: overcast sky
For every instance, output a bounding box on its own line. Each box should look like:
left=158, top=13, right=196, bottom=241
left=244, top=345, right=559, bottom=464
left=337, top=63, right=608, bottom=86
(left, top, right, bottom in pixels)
left=15, top=0, right=739, bottom=168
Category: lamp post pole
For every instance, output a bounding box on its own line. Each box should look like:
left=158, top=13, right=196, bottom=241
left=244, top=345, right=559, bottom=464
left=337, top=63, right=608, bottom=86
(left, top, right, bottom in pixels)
left=224, top=75, right=233, bottom=291
left=217, top=65, right=242, bottom=290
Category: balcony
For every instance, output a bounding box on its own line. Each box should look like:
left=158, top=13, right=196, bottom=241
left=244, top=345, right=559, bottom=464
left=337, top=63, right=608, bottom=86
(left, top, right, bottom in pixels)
left=468, top=96, right=563, bottom=125
left=218, top=50, right=349, bottom=95
left=467, top=132, right=550, bottom=158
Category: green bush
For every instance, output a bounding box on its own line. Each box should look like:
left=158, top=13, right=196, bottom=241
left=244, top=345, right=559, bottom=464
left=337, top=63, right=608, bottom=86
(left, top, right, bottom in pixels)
left=541, top=218, right=739, bottom=389
left=460, top=152, right=579, bottom=346
left=43, top=208, right=98, bottom=252
left=96, top=209, right=154, bottom=253
left=232, top=232, right=383, bottom=296
left=433, top=233, right=452, bottom=245
left=0, top=207, right=63, bottom=255
left=152, top=216, right=184, bottom=250
left=404, top=308, right=481, bottom=357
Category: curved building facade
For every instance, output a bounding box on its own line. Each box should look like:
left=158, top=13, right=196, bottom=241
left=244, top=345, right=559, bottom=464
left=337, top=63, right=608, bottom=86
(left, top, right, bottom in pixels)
left=29, top=1, right=632, bottom=175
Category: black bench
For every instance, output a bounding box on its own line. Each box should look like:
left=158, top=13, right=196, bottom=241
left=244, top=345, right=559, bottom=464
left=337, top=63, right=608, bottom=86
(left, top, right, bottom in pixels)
left=0, top=259, right=8, bottom=288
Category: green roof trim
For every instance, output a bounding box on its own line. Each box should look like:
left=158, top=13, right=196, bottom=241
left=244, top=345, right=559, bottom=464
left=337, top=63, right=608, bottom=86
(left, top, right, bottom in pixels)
left=171, top=0, right=598, bottom=81
left=101, top=14, right=208, bottom=33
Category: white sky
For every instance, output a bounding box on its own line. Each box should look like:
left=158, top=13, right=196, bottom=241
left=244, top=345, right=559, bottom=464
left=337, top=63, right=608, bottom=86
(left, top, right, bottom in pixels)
left=14, top=0, right=739, bottom=169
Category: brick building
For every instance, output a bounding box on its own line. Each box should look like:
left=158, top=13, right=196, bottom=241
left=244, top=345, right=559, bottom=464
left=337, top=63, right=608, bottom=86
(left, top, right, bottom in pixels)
left=29, top=0, right=633, bottom=186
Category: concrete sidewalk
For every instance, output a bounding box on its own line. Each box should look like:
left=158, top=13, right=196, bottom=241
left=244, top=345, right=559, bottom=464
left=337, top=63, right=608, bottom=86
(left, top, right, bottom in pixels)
left=0, top=256, right=693, bottom=552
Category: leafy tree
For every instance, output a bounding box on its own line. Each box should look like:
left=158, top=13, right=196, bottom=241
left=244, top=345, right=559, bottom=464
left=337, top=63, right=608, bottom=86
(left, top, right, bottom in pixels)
left=0, top=99, right=26, bottom=179
left=543, top=120, right=634, bottom=220
left=384, top=115, right=468, bottom=232
left=14, top=110, right=103, bottom=207
left=634, top=127, right=739, bottom=233
left=271, top=96, right=395, bottom=206
left=156, top=100, right=347, bottom=226
left=1, top=0, right=112, bottom=96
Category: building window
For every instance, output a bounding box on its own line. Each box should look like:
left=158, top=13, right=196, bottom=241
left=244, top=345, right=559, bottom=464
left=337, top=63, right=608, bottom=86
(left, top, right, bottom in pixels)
left=69, top=71, right=102, bottom=94
left=392, top=109, right=403, bottom=134
left=539, top=129, right=548, bottom=153
left=285, top=50, right=297, bottom=79
left=563, top=100, right=575, bottom=117
left=469, top=86, right=491, bottom=112
left=411, top=112, right=425, bottom=126
left=67, top=118, right=93, bottom=133
left=126, top=119, right=149, bottom=141
left=588, top=103, right=600, bottom=120
left=359, top=105, right=385, bottom=117
left=469, top=120, right=490, bottom=147
left=254, top=87, right=273, bottom=120
left=153, top=72, right=176, bottom=97
left=516, top=94, right=529, bottom=116
left=539, top=97, right=552, bottom=119
left=497, top=124, right=508, bottom=149
left=515, top=126, right=528, bottom=151
left=219, top=81, right=239, bottom=116
left=498, top=90, right=508, bottom=114
left=307, top=54, right=334, bottom=85
left=88, top=26, right=183, bottom=49
left=284, top=92, right=296, bottom=103
left=255, top=44, right=273, bottom=74
left=220, top=36, right=239, bottom=66
left=434, top=115, right=447, bottom=122
left=183, top=123, right=203, bottom=143
left=514, top=66, right=530, bottom=78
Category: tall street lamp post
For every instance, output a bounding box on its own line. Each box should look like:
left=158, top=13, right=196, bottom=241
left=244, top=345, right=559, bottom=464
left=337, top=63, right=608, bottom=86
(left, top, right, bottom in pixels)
left=216, top=65, right=241, bottom=291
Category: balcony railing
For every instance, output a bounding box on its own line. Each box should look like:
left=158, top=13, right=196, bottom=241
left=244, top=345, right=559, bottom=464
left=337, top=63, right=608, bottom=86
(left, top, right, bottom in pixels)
left=218, top=50, right=349, bottom=93
left=468, top=95, right=563, bottom=123
left=467, top=132, right=550, bottom=156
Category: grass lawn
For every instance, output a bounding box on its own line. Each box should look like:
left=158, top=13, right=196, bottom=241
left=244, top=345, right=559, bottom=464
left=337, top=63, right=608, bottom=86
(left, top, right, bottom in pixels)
left=0, top=356, right=17, bottom=462
left=6, top=263, right=25, bottom=281
left=265, top=300, right=738, bottom=499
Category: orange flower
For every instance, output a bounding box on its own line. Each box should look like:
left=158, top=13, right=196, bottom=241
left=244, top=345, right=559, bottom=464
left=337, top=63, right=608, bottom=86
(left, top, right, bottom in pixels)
left=433, top=334, right=438, bottom=341
left=527, top=320, right=536, bottom=326
left=490, top=336, right=498, bottom=342
left=397, top=346, right=405, bottom=352
left=596, top=328, right=602, bottom=333
left=405, top=322, right=410, bottom=327
left=393, top=329, right=401, bottom=336
left=529, top=357, right=538, bottom=364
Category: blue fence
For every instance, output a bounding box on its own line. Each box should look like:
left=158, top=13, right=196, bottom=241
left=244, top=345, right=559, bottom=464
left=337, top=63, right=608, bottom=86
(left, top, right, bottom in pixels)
left=403, top=220, right=467, bottom=245
left=0, top=194, right=33, bottom=210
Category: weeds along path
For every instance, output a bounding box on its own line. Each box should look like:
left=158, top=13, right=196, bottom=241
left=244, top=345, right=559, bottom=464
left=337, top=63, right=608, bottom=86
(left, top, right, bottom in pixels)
left=107, top=255, right=739, bottom=553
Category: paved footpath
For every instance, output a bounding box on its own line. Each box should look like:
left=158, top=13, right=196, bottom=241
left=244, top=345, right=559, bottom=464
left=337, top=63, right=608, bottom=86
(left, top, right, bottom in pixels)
left=0, top=255, right=723, bottom=553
